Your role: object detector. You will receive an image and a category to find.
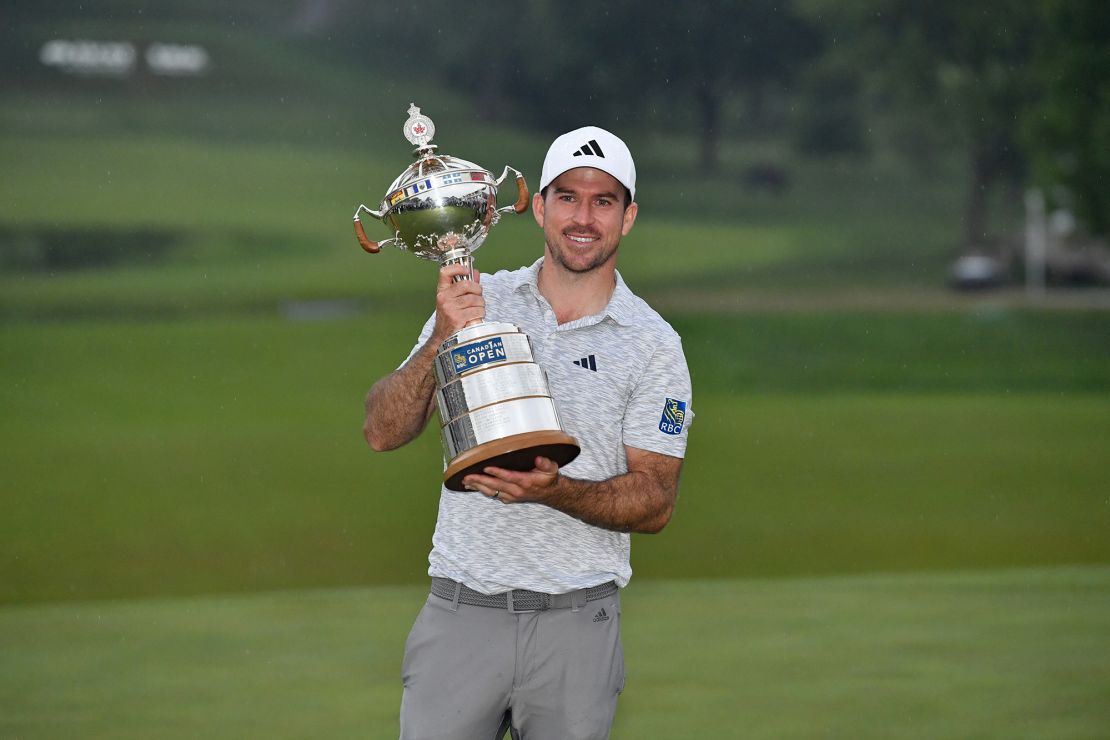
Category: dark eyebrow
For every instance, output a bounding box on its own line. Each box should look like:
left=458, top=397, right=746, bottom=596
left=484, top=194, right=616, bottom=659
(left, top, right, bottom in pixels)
left=554, top=186, right=620, bottom=201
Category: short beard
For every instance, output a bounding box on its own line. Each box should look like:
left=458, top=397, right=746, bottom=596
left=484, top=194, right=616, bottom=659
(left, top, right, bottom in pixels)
left=546, top=236, right=618, bottom=274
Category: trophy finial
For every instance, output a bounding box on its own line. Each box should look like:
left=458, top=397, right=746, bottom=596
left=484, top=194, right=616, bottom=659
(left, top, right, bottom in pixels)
left=404, top=103, right=436, bottom=150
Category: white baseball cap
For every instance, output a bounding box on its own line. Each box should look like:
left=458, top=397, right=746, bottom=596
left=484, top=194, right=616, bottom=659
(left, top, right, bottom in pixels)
left=539, top=126, right=637, bottom=202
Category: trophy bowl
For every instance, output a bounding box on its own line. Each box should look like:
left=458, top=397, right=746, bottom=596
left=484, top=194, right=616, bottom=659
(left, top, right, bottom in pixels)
left=375, top=155, right=501, bottom=261
left=354, top=105, right=528, bottom=265
left=355, top=104, right=580, bottom=491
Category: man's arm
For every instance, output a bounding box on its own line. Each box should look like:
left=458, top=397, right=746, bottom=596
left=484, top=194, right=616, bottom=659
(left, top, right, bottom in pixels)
left=461, top=446, right=683, bottom=534
left=363, top=264, right=484, bottom=451
left=362, top=340, right=439, bottom=451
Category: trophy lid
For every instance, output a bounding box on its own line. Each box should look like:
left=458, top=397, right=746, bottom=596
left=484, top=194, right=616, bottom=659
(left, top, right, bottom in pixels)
left=381, top=104, right=493, bottom=210
left=382, top=152, right=491, bottom=205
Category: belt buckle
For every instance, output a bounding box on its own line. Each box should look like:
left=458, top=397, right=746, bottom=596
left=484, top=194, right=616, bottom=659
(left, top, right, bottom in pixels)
left=507, top=589, right=549, bottom=613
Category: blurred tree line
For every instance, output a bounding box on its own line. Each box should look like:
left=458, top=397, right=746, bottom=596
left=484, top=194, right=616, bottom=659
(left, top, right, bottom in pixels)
left=357, top=0, right=1107, bottom=244
left=4, top=0, right=1106, bottom=242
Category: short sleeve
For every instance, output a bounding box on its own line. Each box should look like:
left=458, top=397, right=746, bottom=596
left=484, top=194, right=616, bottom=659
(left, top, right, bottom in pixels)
left=622, top=336, right=693, bottom=458
left=398, top=312, right=437, bottom=370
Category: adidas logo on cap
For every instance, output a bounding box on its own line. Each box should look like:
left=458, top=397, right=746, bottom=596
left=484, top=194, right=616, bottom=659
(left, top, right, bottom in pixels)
left=572, top=139, right=606, bottom=158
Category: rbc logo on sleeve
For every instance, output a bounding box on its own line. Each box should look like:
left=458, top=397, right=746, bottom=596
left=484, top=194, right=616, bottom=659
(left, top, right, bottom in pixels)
left=659, top=398, right=687, bottom=435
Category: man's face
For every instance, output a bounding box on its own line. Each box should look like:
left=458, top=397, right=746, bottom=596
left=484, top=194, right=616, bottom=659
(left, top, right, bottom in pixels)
left=533, top=167, right=638, bottom=275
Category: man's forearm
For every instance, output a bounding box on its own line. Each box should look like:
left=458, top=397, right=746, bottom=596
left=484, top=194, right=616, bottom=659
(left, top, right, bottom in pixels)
left=363, top=340, right=439, bottom=451
left=542, top=470, right=675, bottom=534
left=364, top=264, right=485, bottom=451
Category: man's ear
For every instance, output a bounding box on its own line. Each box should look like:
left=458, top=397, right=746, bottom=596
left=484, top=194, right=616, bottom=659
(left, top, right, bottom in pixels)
left=532, top=192, right=545, bottom=229
left=621, top=202, right=638, bottom=236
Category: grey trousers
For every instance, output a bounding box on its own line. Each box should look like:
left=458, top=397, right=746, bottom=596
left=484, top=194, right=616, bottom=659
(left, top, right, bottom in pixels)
left=399, top=587, right=624, bottom=740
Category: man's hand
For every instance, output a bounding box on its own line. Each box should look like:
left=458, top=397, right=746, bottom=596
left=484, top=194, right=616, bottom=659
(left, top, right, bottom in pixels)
left=433, top=264, right=484, bottom=343
left=463, top=456, right=561, bottom=504
left=461, top=447, right=683, bottom=534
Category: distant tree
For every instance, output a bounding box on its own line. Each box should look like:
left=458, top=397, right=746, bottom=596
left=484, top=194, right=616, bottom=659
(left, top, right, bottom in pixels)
left=1022, top=0, right=1110, bottom=237
left=356, top=2, right=574, bottom=128
left=827, top=0, right=1039, bottom=247
left=791, top=55, right=868, bottom=155
left=391, top=1, right=820, bottom=174
left=423, top=4, right=539, bottom=121
left=620, top=1, right=822, bottom=172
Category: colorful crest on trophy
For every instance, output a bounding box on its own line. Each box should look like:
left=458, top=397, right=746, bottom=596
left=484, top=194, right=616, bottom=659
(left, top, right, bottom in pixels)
left=403, top=103, right=436, bottom=148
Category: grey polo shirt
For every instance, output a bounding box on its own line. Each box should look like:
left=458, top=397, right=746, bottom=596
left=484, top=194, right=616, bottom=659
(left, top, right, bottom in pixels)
left=402, top=257, right=693, bottom=594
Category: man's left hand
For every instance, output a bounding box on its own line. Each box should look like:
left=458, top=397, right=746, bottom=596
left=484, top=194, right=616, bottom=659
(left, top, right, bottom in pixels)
left=463, top=457, right=560, bottom=504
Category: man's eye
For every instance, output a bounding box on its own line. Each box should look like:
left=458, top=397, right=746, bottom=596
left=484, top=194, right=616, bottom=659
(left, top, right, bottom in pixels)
left=596, top=199, right=612, bottom=207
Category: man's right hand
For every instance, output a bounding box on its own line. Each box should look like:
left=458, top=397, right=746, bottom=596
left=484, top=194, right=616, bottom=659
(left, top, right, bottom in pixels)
left=433, top=263, right=484, bottom=342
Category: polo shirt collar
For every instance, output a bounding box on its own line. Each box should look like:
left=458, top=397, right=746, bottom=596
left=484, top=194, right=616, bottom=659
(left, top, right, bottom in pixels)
left=512, top=257, right=639, bottom=327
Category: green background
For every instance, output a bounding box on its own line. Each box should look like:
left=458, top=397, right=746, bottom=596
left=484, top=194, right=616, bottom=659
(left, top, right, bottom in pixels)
left=2, top=8, right=1108, bottom=738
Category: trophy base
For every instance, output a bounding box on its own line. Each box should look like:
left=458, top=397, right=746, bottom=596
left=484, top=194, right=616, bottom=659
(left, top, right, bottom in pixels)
left=443, top=430, right=581, bottom=492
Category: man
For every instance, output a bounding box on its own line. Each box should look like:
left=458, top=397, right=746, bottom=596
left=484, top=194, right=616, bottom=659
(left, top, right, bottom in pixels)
left=364, top=126, right=693, bottom=740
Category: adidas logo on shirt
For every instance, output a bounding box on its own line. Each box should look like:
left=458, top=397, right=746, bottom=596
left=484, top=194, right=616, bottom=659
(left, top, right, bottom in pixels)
left=572, top=354, right=598, bottom=371
left=572, top=139, right=606, bottom=158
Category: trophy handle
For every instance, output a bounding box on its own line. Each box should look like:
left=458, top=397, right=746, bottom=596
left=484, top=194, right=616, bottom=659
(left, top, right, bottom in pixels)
left=353, top=204, right=395, bottom=254
left=494, top=166, right=529, bottom=214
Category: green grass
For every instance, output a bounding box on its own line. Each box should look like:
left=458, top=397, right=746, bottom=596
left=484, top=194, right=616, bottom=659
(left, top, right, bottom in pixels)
left=0, top=117, right=971, bottom=320
left=0, top=133, right=383, bottom=233
left=2, top=59, right=1106, bottom=606
left=2, top=24, right=1107, bottom=739
left=677, top=311, right=1110, bottom=394
left=2, top=567, right=1108, bottom=739
left=1, top=36, right=1107, bottom=740
left=3, top=312, right=1108, bottom=604
left=664, top=393, right=1110, bottom=579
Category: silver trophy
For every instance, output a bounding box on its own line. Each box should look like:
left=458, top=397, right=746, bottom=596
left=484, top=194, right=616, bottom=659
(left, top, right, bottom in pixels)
left=355, top=104, right=580, bottom=490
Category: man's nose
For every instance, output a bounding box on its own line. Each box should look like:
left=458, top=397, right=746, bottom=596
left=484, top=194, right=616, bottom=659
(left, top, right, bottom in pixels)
left=572, top=199, right=593, bottom=225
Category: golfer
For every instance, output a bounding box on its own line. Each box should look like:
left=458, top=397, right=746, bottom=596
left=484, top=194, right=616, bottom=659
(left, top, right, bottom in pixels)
left=364, top=125, right=693, bottom=739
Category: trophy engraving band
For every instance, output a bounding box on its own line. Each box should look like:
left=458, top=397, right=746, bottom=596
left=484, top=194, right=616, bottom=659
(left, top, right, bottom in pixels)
left=437, top=363, right=551, bottom=422
left=442, top=396, right=566, bottom=460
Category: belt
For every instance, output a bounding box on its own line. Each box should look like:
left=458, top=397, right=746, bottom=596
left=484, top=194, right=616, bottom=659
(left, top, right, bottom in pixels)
left=430, top=577, right=618, bottom=612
